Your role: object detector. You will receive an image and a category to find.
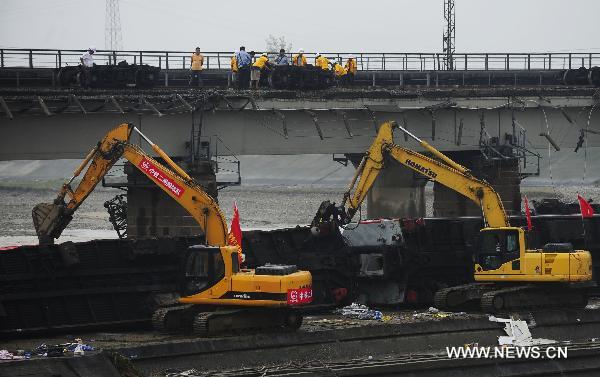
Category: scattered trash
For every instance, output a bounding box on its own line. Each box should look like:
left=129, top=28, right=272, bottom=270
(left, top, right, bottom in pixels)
left=412, top=307, right=464, bottom=319
left=335, top=303, right=383, bottom=320
left=489, top=315, right=556, bottom=346
left=165, top=369, right=202, bottom=377
left=67, top=338, right=94, bottom=356
left=367, top=355, right=373, bottom=360
left=381, top=315, right=393, bottom=322
left=34, top=343, right=67, bottom=358
left=13, top=339, right=97, bottom=359
left=464, top=342, right=479, bottom=348
left=0, top=350, right=25, bottom=360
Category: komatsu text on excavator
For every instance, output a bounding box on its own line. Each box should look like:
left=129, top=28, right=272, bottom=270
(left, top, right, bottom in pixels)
left=313, top=121, right=593, bottom=312
left=32, top=123, right=312, bottom=334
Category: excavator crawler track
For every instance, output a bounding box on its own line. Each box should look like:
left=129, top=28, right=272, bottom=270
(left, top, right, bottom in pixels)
left=480, top=285, right=589, bottom=313
left=433, top=283, right=494, bottom=311
left=161, top=307, right=305, bottom=336
left=192, top=312, right=210, bottom=336
left=152, top=305, right=195, bottom=333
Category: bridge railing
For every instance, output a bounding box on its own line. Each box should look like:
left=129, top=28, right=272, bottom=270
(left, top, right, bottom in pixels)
left=1, top=49, right=599, bottom=71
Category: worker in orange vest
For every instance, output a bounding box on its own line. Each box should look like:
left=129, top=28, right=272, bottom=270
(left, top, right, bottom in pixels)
left=344, top=55, right=357, bottom=84
left=292, top=49, right=307, bottom=66
left=230, top=52, right=238, bottom=88
left=189, top=47, right=204, bottom=87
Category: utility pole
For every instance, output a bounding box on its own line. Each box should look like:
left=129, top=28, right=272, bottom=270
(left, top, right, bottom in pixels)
left=443, top=0, right=455, bottom=70
left=105, top=0, right=123, bottom=51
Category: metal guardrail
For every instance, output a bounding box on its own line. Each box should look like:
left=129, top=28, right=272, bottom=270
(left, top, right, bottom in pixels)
left=1, top=49, right=599, bottom=71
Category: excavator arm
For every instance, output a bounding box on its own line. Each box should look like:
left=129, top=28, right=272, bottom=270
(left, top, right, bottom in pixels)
left=33, top=123, right=228, bottom=246
left=320, top=121, right=509, bottom=228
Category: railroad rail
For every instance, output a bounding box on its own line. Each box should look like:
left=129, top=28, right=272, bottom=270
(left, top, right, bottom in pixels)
left=184, top=342, right=600, bottom=377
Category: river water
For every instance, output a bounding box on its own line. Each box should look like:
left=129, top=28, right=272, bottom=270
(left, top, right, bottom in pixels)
left=1, top=181, right=598, bottom=247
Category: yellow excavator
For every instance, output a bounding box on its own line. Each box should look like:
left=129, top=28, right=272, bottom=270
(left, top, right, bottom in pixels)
left=32, top=123, right=312, bottom=334
left=314, top=121, right=593, bottom=312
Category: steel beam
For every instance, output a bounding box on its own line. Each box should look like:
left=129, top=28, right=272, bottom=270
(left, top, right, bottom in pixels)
left=37, top=96, right=52, bottom=116
left=0, top=97, right=13, bottom=119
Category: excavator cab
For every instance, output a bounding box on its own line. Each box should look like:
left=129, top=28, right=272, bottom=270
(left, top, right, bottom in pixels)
left=182, top=246, right=227, bottom=297
left=475, top=227, right=522, bottom=272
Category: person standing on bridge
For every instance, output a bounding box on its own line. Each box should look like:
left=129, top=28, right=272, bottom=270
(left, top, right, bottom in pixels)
left=292, top=49, right=307, bottom=66
left=230, top=52, right=238, bottom=88
left=79, top=46, right=96, bottom=88
left=275, top=49, right=289, bottom=65
left=189, top=47, right=204, bottom=87
left=235, top=46, right=252, bottom=89
left=344, top=55, right=357, bottom=84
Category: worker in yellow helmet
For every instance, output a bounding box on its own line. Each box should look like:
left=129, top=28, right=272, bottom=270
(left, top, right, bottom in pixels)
left=344, top=55, right=357, bottom=84
left=292, top=49, right=307, bottom=67
left=189, top=47, right=204, bottom=87
left=315, top=53, right=330, bottom=71
left=251, top=53, right=273, bottom=89
left=230, top=52, right=238, bottom=88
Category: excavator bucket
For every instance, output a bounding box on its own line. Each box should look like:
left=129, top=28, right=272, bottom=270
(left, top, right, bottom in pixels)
left=32, top=202, right=73, bottom=245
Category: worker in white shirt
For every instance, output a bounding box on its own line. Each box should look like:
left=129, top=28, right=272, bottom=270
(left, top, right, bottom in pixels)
left=79, top=46, right=96, bottom=88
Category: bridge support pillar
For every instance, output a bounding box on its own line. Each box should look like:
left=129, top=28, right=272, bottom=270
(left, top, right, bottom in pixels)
left=346, top=154, right=426, bottom=218
left=366, top=163, right=427, bottom=218
left=125, top=160, right=217, bottom=238
left=433, top=151, right=521, bottom=217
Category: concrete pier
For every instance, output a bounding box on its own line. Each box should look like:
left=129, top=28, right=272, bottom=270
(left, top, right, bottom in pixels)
left=126, top=159, right=216, bottom=238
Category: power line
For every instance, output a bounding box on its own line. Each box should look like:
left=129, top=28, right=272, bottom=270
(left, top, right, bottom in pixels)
left=105, top=0, right=122, bottom=51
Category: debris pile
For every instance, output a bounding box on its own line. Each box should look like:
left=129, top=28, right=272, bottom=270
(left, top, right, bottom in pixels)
left=0, top=338, right=95, bottom=362
left=413, top=306, right=466, bottom=319
left=335, top=303, right=383, bottom=320
left=489, top=316, right=555, bottom=346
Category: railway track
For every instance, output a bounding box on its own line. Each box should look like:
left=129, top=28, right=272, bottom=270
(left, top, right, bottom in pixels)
left=166, top=342, right=600, bottom=377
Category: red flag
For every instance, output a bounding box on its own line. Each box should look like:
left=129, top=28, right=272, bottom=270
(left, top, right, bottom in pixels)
left=524, top=196, right=533, bottom=231
left=577, top=195, right=595, bottom=218
left=227, top=201, right=244, bottom=264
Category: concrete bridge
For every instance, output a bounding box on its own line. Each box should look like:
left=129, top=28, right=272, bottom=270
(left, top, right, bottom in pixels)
left=1, top=87, right=598, bottom=160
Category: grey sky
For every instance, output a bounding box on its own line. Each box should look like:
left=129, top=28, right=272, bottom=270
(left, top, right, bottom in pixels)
left=1, top=0, right=599, bottom=53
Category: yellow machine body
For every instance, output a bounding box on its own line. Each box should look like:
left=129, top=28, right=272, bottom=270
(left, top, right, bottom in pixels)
left=179, top=246, right=312, bottom=307
left=474, top=227, right=592, bottom=282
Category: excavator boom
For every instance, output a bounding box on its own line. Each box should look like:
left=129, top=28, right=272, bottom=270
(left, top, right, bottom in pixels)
left=338, top=121, right=509, bottom=228
left=32, top=122, right=313, bottom=336
left=32, top=123, right=228, bottom=246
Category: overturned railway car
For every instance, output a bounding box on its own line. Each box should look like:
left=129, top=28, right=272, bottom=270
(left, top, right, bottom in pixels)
left=1, top=214, right=599, bottom=335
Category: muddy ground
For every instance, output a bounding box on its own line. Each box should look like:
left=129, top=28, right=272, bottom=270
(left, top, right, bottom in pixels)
left=0, top=308, right=487, bottom=354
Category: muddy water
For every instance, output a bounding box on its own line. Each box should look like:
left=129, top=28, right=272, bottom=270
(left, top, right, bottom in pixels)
left=1, top=182, right=598, bottom=247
